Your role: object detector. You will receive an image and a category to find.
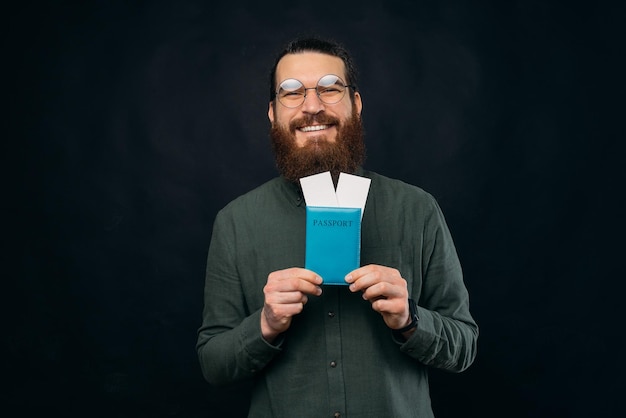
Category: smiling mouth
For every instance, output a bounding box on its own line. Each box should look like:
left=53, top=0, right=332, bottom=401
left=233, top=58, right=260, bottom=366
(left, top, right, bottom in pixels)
left=299, top=124, right=331, bottom=133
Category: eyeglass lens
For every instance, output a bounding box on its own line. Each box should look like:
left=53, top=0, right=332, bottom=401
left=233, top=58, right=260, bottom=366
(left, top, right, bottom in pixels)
left=277, top=74, right=347, bottom=107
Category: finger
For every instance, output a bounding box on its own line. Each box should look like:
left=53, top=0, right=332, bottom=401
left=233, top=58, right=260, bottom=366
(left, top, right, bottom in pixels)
left=269, top=277, right=322, bottom=297
left=272, top=278, right=321, bottom=296
left=344, top=265, right=375, bottom=284
left=266, top=291, right=309, bottom=305
left=263, top=302, right=305, bottom=332
left=361, top=281, right=407, bottom=301
left=369, top=296, right=407, bottom=316
left=347, top=265, right=404, bottom=293
left=347, top=268, right=388, bottom=292
left=266, top=300, right=307, bottom=317
left=269, top=269, right=323, bottom=294
left=273, top=267, right=323, bottom=284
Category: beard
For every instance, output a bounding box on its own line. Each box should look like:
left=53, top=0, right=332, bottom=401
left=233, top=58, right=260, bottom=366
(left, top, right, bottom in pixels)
left=269, top=105, right=366, bottom=185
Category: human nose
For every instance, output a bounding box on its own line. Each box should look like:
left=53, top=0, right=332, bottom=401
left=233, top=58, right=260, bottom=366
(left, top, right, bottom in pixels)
left=301, top=87, right=324, bottom=113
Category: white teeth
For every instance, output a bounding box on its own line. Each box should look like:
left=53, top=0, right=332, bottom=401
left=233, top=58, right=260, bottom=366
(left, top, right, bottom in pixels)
left=300, top=125, right=328, bottom=132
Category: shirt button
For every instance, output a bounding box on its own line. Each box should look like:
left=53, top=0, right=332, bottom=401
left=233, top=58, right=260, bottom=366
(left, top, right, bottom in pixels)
left=330, top=361, right=337, bottom=368
left=328, top=311, right=335, bottom=318
left=334, top=412, right=341, bottom=418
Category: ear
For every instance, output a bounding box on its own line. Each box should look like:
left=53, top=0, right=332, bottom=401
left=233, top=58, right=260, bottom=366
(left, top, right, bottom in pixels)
left=268, top=101, right=275, bottom=123
left=353, top=91, right=363, bottom=117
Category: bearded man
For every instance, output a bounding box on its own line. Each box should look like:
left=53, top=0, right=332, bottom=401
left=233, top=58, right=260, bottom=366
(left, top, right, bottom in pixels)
left=197, top=37, right=478, bottom=418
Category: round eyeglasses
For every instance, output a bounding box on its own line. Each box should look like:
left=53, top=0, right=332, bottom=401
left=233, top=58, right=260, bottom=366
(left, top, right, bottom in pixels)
left=274, top=74, right=355, bottom=108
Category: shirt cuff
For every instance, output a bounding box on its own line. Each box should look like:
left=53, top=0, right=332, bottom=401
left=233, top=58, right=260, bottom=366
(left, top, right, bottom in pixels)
left=395, top=306, right=437, bottom=356
left=238, top=310, right=283, bottom=374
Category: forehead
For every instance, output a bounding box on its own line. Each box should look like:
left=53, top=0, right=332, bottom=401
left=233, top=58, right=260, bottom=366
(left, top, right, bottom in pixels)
left=276, top=52, right=347, bottom=84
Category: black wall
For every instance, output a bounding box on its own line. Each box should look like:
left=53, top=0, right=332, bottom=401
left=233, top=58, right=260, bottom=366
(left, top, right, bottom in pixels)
left=9, top=1, right=624, bottom=417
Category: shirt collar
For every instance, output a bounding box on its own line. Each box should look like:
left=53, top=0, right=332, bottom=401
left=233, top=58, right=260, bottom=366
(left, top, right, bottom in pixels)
left=278, top=176, right=305, bottom=207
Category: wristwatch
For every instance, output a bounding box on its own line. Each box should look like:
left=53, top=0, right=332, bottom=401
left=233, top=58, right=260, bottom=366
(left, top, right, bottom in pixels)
left=393, top=298, right=419, bottom=337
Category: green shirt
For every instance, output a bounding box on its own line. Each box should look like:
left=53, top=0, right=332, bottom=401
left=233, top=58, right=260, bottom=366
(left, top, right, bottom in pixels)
left=197, top=170, right=478, bottom=418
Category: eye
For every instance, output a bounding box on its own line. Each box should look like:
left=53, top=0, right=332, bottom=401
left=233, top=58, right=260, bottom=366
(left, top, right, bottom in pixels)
left=318, top=86, right=344, bottom=98
left=280, top=90, right=305, bottom=99
left=320, top=86, right=342, bottom=94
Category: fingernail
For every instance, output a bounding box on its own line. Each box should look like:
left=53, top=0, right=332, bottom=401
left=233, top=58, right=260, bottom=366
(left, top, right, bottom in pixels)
left=345, top=274, right=353, bottom=283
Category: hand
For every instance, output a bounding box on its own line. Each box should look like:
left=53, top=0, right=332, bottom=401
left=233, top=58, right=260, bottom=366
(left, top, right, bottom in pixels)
left=345, top=264, right=410, bottom=330
left=261, top=267, right=323, bottom=342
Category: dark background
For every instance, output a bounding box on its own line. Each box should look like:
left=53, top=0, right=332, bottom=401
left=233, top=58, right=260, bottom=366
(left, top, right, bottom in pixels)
left=8, top=0, right=625, bottom=417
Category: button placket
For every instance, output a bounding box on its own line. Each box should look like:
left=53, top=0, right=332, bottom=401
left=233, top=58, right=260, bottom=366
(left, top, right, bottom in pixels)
left=323, top=287, right=346, bottom=416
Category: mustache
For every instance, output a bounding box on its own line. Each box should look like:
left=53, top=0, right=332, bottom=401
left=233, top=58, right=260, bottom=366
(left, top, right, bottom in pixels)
left=289, top=114, right=341, bottom=132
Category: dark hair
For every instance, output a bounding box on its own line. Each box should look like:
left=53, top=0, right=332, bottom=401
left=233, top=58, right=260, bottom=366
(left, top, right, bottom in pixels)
left=268, top=37, right=359, bottom=102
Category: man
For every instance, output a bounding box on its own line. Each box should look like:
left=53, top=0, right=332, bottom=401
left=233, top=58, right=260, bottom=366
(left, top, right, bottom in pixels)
left=197, top=37, right=478, bottom=418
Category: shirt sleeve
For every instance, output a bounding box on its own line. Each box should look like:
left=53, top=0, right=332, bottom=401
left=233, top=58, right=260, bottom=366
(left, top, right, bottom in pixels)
left=196, top=208, right=282, bottom=385
left=399, top=195, right=479, bottom=372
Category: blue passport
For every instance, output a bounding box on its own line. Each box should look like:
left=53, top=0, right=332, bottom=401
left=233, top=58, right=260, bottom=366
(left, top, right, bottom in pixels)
left=305, top=206, right=361, bottom=285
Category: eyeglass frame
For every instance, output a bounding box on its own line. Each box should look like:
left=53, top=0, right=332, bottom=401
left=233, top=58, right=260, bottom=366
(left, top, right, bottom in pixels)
left=272, top=74, right=357, bottom=108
